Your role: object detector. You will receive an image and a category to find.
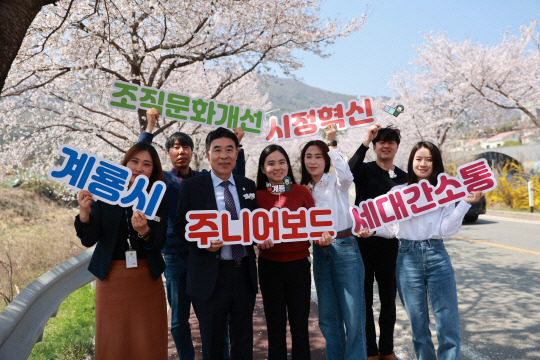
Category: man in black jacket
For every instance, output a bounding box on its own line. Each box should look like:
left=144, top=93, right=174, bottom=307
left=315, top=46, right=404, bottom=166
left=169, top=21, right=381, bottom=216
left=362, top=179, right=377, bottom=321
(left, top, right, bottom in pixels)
left=349, top=124, right=407, bottom=360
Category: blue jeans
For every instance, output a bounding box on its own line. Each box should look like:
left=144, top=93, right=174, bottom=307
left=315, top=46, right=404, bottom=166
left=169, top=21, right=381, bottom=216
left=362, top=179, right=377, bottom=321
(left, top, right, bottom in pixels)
left=313, top=235, right=367, bottom=360
left=396, top=239, right=460, bottom=360
left=164, top=254, right=195, bottom=360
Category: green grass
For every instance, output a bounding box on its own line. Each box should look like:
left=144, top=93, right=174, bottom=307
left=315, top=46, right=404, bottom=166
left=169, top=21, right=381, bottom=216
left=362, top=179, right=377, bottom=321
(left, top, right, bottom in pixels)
left=29, top=284, right=95, bottom=360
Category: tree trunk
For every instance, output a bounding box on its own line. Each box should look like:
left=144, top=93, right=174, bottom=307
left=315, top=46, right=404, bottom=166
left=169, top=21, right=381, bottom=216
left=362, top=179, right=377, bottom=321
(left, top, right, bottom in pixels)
left=0, top=0, right=56, bottom=94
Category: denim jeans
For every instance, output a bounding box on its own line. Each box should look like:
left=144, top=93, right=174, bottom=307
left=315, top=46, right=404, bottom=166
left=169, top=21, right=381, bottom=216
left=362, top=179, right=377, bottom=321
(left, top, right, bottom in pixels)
left=313, top=235, right=367, bottom=360
left=396, top=239, right=460, bottom=360
left=164, top=254, right=195, bottom=360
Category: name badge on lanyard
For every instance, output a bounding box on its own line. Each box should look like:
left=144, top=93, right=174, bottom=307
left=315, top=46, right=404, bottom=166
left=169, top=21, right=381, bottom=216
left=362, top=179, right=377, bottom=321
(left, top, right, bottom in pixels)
left=125, top=250, right=138, bottom=268
left=124, top=209, right=138, bottom=268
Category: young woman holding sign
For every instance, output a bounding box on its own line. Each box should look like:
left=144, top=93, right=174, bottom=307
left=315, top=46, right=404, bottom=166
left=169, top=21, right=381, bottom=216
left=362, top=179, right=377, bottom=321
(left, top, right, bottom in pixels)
left=255, top=144, right=315, bottom=360
left=74, top=142, right=168, bottom=360
left=299, top=124, right=367, bottom=359
left=359, top=141, right=482, bottom=360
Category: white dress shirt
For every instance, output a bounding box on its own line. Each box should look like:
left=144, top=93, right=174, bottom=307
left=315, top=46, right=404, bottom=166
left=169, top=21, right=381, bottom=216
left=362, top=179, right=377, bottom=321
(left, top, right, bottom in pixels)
left=388, top=184, right=472, bottom=240
left=307, top=148, right=353, bottom=232
left=210, top=170, right=245, bottom=259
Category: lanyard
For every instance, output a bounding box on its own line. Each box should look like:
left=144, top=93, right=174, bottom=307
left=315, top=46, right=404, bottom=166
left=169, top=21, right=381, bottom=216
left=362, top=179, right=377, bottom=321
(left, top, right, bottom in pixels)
left=124, top=209, right=133, bottom=250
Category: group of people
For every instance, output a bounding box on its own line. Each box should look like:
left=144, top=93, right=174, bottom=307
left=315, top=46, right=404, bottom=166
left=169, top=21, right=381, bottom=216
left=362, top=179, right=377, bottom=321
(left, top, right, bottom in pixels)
left=75, top=108, right=482, bottom=360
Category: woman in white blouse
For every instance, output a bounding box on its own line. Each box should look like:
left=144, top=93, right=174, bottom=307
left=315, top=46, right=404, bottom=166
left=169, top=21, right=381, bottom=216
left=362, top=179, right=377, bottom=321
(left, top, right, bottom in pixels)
left=300, top=124, right=366, bottom=360
left=384, top=141, right=481, bottom=360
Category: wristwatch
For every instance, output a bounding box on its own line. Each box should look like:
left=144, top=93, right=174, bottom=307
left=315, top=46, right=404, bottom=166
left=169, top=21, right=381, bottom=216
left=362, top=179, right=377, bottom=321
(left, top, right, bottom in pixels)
left=327, top=140, right=337, bottom=147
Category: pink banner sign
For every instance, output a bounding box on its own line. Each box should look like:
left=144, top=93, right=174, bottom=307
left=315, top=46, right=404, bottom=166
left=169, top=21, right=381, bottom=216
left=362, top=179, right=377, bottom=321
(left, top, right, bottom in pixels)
left=265, top=98, right=377, bottom=141
left=185, top=207, right=336, bottom=248
left=350, top=159, right=497, bottom=233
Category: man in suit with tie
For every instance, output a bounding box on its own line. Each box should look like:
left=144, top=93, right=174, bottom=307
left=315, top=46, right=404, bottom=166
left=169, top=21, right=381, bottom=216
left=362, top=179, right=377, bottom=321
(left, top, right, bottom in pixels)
left=174, top=127, right=264, bottom=360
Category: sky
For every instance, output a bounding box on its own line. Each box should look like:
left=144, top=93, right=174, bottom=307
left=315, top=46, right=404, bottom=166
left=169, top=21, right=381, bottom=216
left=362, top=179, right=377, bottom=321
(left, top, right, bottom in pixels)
left=292, top=0, right=539, bottom=98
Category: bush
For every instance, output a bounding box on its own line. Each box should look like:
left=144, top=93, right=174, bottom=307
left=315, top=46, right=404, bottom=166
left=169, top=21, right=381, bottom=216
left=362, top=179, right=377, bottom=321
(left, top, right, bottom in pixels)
left=487, top=163, right=540, bottom=210
left=29, top=284, right=95, bottom=360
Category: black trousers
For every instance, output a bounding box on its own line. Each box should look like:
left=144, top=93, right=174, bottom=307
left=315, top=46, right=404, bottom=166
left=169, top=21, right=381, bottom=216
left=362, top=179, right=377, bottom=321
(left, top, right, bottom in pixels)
left=192, top=259, right=256, bottom=360
left=357, top=236, right=399, bottom=357
left=258, top=256, right=312, bottom=360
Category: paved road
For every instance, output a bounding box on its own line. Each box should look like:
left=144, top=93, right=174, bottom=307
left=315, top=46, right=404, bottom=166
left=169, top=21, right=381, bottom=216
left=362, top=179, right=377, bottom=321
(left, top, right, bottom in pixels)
left=389, top=213, right=540, bottom=360
left=168, top=212, right=540, bottom=359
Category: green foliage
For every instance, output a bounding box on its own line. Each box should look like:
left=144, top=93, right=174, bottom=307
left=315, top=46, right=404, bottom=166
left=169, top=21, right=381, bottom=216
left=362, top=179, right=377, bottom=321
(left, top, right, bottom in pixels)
left=500, top=140, right=522, bottom=148
left=487, top=163, right=540, bottom=210
left=19, top=176, right=65, bottom=203
left=29, top=284, right=95, bottom=360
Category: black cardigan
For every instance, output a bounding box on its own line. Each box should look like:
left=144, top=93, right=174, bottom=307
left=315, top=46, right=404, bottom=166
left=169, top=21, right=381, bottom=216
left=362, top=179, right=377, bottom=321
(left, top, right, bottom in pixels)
left=74, top=199, right=168, bottom=281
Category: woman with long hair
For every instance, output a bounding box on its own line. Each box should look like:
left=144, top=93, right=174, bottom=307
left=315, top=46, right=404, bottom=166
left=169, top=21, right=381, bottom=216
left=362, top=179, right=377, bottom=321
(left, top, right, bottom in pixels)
left=74, top=142, right=168, bottom=359
left=360, top=141, right=482, bottom=360
left=255, top=144, right=315, bottom=360
left=299, top=124, right=366, bottom=359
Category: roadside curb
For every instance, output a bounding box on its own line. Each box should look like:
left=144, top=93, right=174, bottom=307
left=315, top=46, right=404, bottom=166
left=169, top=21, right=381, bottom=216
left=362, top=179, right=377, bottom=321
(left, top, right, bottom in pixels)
left=487, top=209, right=540, bottom=222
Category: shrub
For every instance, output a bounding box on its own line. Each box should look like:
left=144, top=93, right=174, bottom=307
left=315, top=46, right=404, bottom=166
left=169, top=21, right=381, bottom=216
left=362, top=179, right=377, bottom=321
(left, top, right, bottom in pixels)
left=487, top=163, right=540, bottom=210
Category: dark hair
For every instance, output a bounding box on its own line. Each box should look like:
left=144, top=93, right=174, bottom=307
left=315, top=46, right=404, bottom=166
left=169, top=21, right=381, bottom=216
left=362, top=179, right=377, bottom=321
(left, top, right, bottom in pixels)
left=165, top=132, right=194, bottom=151
left=205, top=127, right=239, bottom=151
left=372, top=126, right=401, bottom=146
left=407, top=141, right=445, bottom=186
left=121, top=142, right=164, bottom=187
left=300, top=140, right=331, bottom=185
left=256, top=144, right=297, bottom=191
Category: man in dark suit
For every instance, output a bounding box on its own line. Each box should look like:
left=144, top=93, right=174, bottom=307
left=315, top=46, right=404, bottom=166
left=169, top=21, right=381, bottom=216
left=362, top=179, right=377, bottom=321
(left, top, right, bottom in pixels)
left=174, top=127, right=262, bottom=360
left=138, top=109, right=246, bottom=360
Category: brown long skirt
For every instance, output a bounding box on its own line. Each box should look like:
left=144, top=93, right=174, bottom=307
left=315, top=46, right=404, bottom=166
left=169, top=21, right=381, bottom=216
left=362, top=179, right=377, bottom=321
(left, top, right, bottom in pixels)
left=95, top=259, right=167, bottom=360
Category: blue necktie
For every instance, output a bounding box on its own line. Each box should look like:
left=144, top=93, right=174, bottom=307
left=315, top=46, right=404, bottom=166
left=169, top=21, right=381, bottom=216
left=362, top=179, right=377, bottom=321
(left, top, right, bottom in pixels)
left=220, top=180, right=244, bottom=262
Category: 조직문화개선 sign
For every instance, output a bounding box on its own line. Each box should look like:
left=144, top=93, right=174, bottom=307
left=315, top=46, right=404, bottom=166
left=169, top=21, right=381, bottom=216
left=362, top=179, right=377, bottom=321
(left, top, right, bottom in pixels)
left=109, top=81, right=265, bottom=135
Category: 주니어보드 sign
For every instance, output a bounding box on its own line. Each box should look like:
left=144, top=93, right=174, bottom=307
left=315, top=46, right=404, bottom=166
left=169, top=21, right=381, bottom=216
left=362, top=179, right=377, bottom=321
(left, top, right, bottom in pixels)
left=185, top=207, right=336, bottom=248
left=350, top=158, right=497, bottom=233
left=48, top=144, right=166, bottom=220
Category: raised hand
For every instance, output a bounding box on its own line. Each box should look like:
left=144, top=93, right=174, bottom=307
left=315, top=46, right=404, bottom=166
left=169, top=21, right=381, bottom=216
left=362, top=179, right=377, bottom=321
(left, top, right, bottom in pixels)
left=145, top=108, right=159, bottom=133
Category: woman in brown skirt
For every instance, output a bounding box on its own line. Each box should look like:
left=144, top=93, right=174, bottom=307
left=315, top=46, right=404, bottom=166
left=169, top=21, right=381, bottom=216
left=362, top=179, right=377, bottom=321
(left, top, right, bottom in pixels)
left=74, top=142, right=168, bottom=359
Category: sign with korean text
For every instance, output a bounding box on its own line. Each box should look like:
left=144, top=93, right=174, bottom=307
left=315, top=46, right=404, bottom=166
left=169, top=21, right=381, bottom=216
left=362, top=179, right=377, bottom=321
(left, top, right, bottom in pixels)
left=109, top=81, right=265, bottom=135
left=48, top=145, right=166, bottom=220
left=185, top=207, right=336, bottom=248
left=265, top=98, right=377, bottom=141
left=350, top=159, right=497, bottom=233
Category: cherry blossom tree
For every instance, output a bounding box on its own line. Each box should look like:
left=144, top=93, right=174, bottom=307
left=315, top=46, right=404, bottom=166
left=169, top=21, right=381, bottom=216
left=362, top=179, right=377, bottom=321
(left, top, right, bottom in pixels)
left=388, top=19, right=540, bottom=154
left=415, top=20, right=539, bottom=128
left=0, top=0, right=67, bottom=94
left=0, top=0, right=365, bottom=179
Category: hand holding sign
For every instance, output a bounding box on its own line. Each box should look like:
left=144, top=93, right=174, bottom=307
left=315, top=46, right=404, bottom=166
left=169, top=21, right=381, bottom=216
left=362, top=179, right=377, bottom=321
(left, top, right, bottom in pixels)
left=256, top=239, right=274, bottom=251
left=146, top=108, right=159, bottom=133
left=324, top=124, right=337, bottom=143
left=77, top=190, right=93, bottom=223
left=207, top=240, right=224, bottom=252
left=356, top=227, right=374, bottom=238
left=317, top=231, right=333, bottom=247
left=464, top=191, right=483, bottom=204
left=233, top=127, right=245, bottom=144
left=132, top=210, right=150, bottom=239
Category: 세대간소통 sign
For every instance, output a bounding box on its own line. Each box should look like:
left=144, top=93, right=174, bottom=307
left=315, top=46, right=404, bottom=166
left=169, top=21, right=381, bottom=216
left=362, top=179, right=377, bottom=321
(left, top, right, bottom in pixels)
left=350, top=158, right=497, bottom=233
